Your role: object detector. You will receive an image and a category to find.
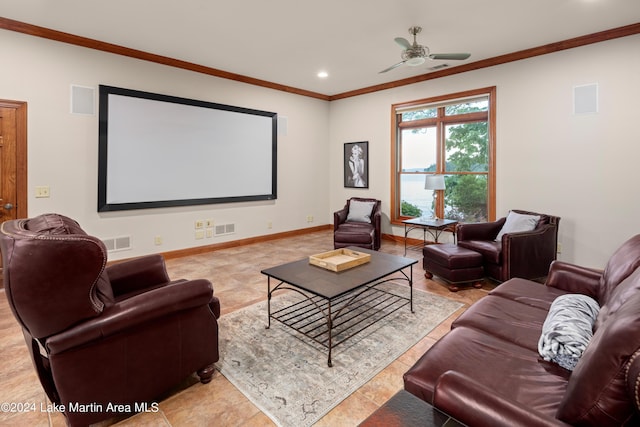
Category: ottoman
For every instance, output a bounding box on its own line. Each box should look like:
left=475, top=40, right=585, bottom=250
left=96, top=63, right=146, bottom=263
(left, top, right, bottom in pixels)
left=423, top=244, right=484, bottom=292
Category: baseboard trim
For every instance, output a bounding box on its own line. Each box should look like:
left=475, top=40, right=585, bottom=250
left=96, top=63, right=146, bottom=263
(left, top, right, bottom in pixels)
left=159, top=224, right=332, bottom=260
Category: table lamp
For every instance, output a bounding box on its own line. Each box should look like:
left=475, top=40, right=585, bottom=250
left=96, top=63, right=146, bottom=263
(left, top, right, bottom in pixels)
left=424, top=175, right=446, bottom=219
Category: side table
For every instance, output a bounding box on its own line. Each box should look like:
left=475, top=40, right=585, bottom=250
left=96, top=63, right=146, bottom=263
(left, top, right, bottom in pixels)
left=359, top=389, right=465, bottom=427
left=402, top=218, right=458, bottom=256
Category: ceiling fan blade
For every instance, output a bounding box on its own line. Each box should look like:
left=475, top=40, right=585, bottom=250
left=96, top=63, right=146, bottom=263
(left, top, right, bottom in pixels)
left=428, top=53, right=471, bottom=60
left=379, top=61, right=407, bottom=73
left=394, top=37, right=412, bottom=49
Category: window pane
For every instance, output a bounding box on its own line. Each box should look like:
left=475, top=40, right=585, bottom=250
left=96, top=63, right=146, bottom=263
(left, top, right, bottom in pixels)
left=400, top=127, right=436, bottom=172
left=445, top=122, right=488, bottom=172
left=445, top=99, right=488, bottom=115
left=444, top=175, right=488, bottom=222
left=400, top=174, right=432, bottom=218
left=402, top=108, right=437, bottom=121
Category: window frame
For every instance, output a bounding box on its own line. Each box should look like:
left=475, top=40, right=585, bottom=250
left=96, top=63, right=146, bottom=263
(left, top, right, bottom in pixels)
left=390, top=87, right=497, bottom=225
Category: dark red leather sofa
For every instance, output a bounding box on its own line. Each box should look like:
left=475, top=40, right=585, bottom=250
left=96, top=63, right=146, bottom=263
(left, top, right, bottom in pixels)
left=0, top=213, right=220, bottom=426
left=404, top=234, right=640, bottom=426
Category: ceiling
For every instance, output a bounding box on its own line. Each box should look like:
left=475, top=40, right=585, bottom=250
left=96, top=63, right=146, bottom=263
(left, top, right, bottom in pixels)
left=1, top=0, right=640, bottom=96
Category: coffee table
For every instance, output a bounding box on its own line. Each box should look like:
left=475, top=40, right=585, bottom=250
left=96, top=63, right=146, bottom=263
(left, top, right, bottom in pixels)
left=261, top=247, right=417, bottom=367
left=359, top=390, right=466, bottom=426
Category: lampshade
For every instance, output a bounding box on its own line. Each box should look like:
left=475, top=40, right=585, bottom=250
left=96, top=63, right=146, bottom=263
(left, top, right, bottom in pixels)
left=424, top=175, right=446, bottom=190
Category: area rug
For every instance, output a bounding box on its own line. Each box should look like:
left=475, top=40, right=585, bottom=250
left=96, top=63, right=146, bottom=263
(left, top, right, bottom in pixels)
left=215, top=282, right=463, bottom=427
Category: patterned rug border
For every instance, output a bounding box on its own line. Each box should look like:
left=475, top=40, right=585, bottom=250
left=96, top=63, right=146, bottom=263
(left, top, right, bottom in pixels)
left=215, top=283, right=463, bottom=427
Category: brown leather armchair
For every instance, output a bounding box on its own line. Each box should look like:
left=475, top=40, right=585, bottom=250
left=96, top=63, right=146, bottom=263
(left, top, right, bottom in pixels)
left=0, top=213, right=220, bottom=426
left=333, top=197, right=382, bottom=250
left=457, top=209, right=560, bottom=282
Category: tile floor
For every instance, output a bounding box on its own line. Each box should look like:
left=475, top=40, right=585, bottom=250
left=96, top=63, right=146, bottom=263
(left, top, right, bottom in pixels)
left=0, top=230, right=495, bottom=426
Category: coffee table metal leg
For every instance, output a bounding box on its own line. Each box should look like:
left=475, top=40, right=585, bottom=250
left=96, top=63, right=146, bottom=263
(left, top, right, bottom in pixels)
left=327, top=300, right=333, bottom=367
left=266, top=277, right=273, bottom=329
left=410, top=265, right=414, bottom=313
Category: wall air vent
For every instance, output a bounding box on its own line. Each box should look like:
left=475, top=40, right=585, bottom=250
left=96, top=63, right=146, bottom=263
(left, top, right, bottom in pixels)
left=214, top=223, right=236, bottom=236
left=101, top=236, right=132, bottom=252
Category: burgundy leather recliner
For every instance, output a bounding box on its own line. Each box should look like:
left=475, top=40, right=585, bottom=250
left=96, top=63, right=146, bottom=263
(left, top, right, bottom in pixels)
left=0, top=213, right=220, bottom=426
left=457, top=209, right=560, bottom=282
left=333, top=197, right=382, bottom=251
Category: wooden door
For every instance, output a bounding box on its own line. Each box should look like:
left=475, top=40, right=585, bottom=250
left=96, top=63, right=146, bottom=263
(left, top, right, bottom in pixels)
left=0, top=100, right=28, bottom=287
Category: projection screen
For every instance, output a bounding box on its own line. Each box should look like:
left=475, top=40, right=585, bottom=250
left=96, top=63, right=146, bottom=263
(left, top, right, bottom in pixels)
left=98, top=85, right=277, bottom=212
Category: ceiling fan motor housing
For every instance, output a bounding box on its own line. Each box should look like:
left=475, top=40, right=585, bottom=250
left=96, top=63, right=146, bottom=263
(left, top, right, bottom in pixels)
left=401, top=46, right=428, bottom=66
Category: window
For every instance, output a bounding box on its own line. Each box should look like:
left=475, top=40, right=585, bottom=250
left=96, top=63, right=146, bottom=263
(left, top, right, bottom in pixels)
left=391, top=87, right=496, bottom=224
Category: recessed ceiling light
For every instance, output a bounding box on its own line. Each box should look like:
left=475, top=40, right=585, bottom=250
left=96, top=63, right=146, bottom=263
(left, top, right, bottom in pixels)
left=317, top=71, right=329, bottom=78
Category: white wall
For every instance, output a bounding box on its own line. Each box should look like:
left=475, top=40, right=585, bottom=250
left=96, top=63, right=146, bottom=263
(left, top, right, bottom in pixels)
left=2, top=28, right=638, bottom=268
left=329, top=34, right=640, bottom=268
left=0, top=30, right=330, bottom=260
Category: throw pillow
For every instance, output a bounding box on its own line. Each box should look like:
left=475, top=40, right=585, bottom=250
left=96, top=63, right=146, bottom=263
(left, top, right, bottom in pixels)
left=538, top=294, right=600, bottom=370
left=346, top=200, right=376, bottom=223
left=495, top=211, right=540, bottom=241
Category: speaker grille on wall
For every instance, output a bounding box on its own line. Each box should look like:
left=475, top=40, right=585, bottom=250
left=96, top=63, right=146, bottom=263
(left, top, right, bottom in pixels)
left=71, top=85, right=95, bottom=115
left=573, top=83, right=598, bottom=114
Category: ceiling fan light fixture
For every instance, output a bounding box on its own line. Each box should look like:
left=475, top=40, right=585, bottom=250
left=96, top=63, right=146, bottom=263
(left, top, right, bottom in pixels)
left=406, top=57, right=425, bottom=67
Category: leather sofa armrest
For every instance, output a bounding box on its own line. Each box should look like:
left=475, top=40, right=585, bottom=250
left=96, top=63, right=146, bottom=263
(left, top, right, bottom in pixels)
left=544, top=260, right=602, bottom=298
left=46, top=279, right=215, bottom=354
left=107, top=254, right=171, bottom=297
left=333, top=207, right=348, bottom=230
left=457, top=218, right=505, bottom=241
left=433, top=371, right=570, bottom=427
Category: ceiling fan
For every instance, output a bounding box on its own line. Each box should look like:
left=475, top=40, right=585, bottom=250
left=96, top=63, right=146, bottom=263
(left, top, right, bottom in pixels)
left=379, top=26, right=471, bottom=73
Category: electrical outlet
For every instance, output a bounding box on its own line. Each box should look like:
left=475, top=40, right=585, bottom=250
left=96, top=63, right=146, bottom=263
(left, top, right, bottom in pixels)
left=195, top=230, right=205, bottom=239
left=195, top=220, right=204, bottom=229
left=557, top=243, right=562, bottom=254
left=306, top=215, right=314, bottom=223
left=154, top=236, right=163, bottom=245
left=35, top=186, right=50, bottom=198
left=206, top=228, right=213, bottom=238
left=267, top=221, right=272, bottom=229
left=205, top=219, right=214, bottom=228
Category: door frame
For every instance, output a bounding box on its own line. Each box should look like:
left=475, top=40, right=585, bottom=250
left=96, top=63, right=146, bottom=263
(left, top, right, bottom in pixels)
left=0, top=100, right=28, bottom=220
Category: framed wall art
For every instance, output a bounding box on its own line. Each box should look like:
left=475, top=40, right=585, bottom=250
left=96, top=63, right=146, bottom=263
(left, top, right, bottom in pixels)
left=344, top=141, right=369, bottom=188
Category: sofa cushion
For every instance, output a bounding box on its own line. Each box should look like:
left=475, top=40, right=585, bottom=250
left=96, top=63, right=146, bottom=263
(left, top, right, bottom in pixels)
left=595, top=267, right=640, bottom=331
left=452, top=294, right=549, bottom=352
left=597, top=234, right=640, bottom=306
left=403, top=326, right=570, bottom=418
left=495, top=211, right=540, bottom=241
left=489, top=278, right=567, bottom=311
left=346, top=200, right=375, bottom=223
left=538, top=294, right=599, bottom=371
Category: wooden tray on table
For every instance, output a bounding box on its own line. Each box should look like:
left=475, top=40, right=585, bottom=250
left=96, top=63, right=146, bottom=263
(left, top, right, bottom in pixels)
left=309, top=248, right=371, bottom=272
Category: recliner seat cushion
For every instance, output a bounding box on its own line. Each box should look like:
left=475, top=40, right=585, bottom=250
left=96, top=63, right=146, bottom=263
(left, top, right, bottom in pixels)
left=457, top=240, right=502, bottom=264
left=334, top=229, right=374, bottom=245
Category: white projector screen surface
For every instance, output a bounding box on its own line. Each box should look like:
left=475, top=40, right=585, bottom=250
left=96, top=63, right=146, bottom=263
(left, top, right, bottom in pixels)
left=98, top=85, right=277, bottom=211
